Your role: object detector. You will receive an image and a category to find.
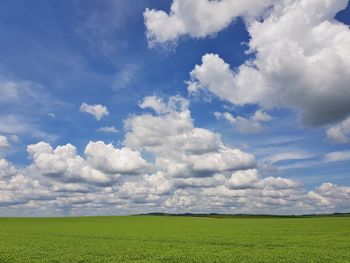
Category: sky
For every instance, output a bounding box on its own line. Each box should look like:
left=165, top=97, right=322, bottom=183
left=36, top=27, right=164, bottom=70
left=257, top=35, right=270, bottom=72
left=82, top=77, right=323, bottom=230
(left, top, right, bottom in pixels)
left=0, top=0, right=350, bottom=216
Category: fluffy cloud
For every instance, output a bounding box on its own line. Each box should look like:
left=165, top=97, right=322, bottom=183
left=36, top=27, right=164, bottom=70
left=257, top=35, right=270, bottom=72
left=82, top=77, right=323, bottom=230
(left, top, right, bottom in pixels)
left=0, top=161, right=52, bottom=208
left=307, top=183, right=350, bottom=209
left=215, top=110, right=272, bottom=133
left=125, top=96, right=213, bottom=155
left=0, top=159, right=16, bottom=178
left=27, top=141, right=149, bottom=186
left=164, top=189, right=196, bottom=208
left=119, top=171, right=173, bottom=202
left=139, top=96, right=168, bottom=114
left=84, top=141, right=150, bottom=175
left=144, top=0, right=274, bottom=46
left=80, top=103, right=109, bottom=120
left=327, top=116, right=350, bottom=143
left=125, top=96, right=255, bottom=178
left=28, top=142, right=112, bottom=185
left=187, top=0, right=350, bottom=127
left=227, top=169, right=259, bottom=189
left=174, top=174, right=226, bottom=189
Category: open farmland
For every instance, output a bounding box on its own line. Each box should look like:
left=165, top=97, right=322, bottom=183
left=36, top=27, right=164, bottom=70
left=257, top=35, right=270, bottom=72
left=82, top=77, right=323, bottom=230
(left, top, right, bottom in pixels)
left=0, top=215, right=349, bottom=262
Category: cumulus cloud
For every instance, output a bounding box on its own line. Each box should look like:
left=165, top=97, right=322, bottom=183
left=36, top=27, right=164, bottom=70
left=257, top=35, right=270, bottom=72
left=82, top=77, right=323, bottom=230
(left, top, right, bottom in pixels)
left=139, top=95, right=168, bottom=114
left=27, top=142, right=112, bottom=185
left=0, top=159, right=16, bottom=178
left=164, top=189, right=196, bottom=208
left=307, top=183, right=350, bottom=209
left=174, top=174, right=226, bottom=189
left=227, top=169, right=259, bottom=189
left=327, top=116, right=350, bottom=143
left=27, top=141, right=149, bottom=186
left=84, top=141, right=150, bottom=175
left=0, top=161, right=52, bottom=208
left=187, top=0, right=350, bottom=126
left=215, top=110, right=272, bottom=133
left=125, top=96, right=255, bottom=178
left=80, top=103, right=109, bottom=120
left=144, top=0, right=274, bottom=47
left=119, top=171, right=173, bottom=202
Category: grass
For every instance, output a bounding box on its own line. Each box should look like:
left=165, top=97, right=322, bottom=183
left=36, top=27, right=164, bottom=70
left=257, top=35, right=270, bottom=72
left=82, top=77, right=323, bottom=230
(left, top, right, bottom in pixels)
left=0, top=215, right=349, bottom=262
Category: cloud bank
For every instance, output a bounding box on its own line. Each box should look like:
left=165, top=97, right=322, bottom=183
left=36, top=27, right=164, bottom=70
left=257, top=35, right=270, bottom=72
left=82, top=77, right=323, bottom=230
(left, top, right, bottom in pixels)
left=1, top=96, right=350, bottom=215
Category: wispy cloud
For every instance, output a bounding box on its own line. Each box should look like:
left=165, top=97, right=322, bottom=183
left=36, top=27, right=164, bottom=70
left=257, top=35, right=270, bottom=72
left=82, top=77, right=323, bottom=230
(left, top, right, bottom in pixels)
left=97, top=126, right=119, bottom=133
left=325, top=151, right=350, bottom=162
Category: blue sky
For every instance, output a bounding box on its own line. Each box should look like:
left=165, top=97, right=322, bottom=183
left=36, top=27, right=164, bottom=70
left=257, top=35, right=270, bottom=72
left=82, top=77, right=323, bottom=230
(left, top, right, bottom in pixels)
left=0, top=0, right=350, bottom=215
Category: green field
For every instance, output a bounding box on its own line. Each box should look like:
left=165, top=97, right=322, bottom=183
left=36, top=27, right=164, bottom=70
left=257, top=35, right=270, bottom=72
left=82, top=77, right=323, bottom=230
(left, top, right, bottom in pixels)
left=0, top=215, right=349, bottom=262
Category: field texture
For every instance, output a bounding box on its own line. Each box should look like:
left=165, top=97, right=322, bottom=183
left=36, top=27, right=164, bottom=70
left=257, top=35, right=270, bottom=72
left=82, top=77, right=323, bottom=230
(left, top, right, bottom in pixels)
left=0, top=215, right=349, bottom=262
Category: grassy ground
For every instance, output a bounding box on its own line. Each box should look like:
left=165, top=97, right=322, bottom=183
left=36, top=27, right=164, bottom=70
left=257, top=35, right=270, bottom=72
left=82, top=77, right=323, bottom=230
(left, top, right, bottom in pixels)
left=0, top=215, right=349, bottom=262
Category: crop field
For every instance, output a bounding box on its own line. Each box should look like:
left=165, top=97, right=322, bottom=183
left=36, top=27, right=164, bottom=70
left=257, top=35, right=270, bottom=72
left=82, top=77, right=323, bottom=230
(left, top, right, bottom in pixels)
left=0, top=215, right=349, bottom=262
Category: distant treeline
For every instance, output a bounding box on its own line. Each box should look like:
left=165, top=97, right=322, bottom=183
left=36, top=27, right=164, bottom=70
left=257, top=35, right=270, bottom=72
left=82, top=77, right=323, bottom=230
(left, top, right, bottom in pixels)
left=137, top=212, right=350, bottom=218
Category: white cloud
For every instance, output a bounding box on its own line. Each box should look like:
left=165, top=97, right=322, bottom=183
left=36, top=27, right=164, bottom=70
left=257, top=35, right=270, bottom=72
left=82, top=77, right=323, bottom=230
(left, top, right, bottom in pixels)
left=164, top=189, right=196, bottom=208
left=187, top=0, right=350, bottom=126
left=80, top=103, right=109, bottom=120
left=144, top=0, right=274, bottom=47
left=188, top=147, right=255, bottom=175
left=327, top=116, right=350, bottom=143
left=227, top=169, right=259, bottom=189
left=0, top=159, right=16, bottom=178
left=84, top=141, right=150, bottom=175
left=125, top=96, right=255, bottom=178
left=52, top=183, right=89, bottom=193
left=119, top=171, right=173, bottom=201
left=308, top=183, right=350, bottom=209
left=215, top=110, right=272, bottom=133
left=324, top=151, right=350, bottom=162
left=27, top=142, right=114, bottom=185
left=26, top=140, right=151, bottom=186
left=139, top=96, right=168, bottom=114
left=174, top=174, right=225, bottom=188
left=97, top=126, right=119, bottom=133
left=260, top=176, right=299, bottom=190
